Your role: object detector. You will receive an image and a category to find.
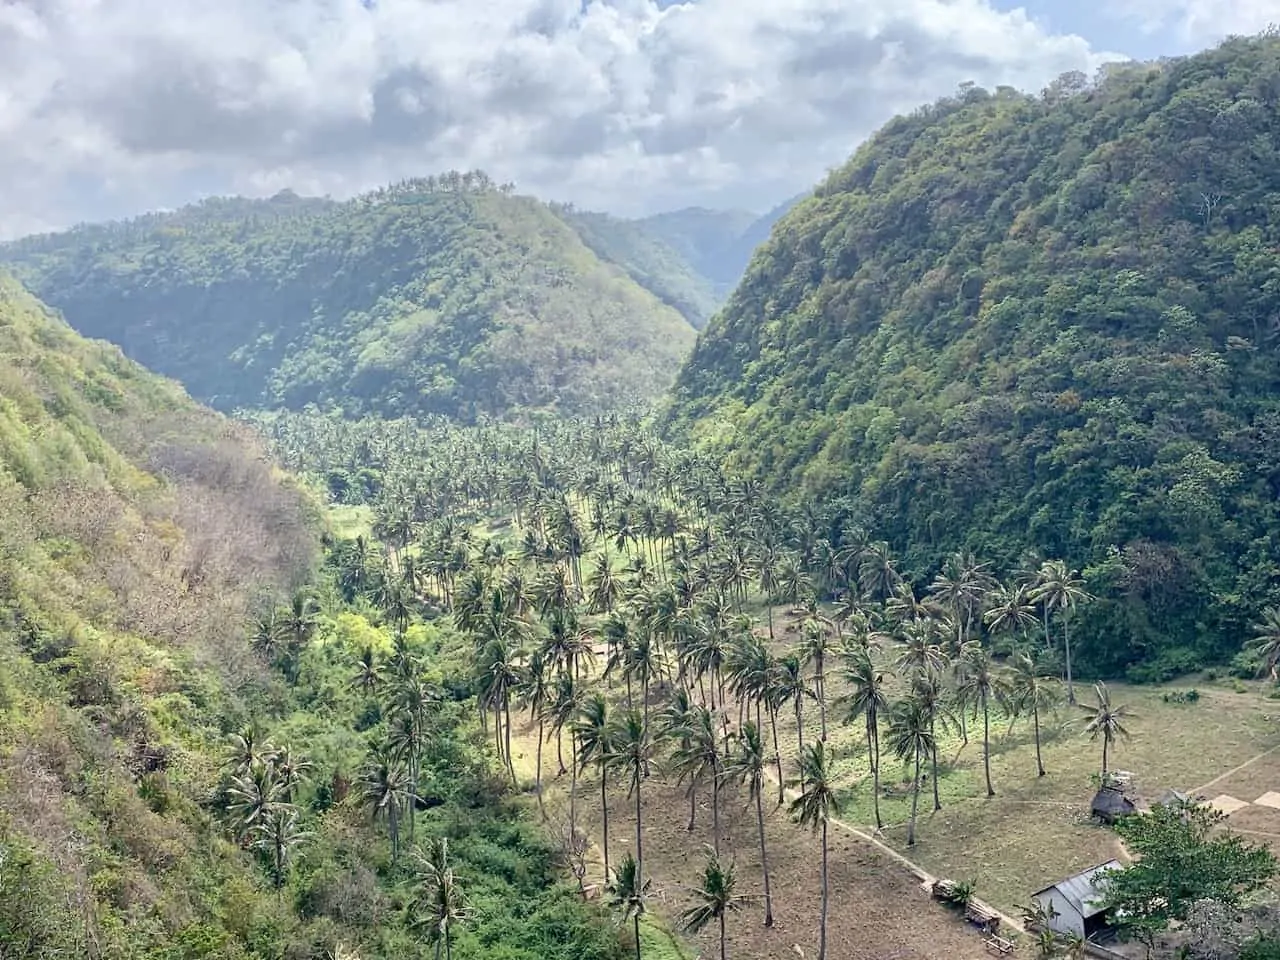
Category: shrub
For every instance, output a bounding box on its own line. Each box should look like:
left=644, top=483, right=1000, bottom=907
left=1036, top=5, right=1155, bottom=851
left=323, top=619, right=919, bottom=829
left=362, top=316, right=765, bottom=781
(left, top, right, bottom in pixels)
left=1127, top=647, right=1203, bottom=684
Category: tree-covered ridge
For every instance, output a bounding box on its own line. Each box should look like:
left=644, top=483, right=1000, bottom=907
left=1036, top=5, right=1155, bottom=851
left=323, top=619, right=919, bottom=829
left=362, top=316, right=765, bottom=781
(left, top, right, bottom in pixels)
left=0, top=173, right=697, bottom=420
left=668, top=34, right=1280, bottom=677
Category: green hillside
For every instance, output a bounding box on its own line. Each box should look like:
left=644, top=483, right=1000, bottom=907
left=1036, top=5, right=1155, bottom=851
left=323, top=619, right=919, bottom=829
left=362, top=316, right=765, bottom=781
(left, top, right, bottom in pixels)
left=0, top=275, right=317, bottom=953
left=552, top=206, right=723, bottom=327
left=554, top=201, right=803, bottom=328
left=668, top=36, right=1280, bottom=675
left=0, top=279, right=633, bottom=960
left=0, top=175, right=697, bottom=420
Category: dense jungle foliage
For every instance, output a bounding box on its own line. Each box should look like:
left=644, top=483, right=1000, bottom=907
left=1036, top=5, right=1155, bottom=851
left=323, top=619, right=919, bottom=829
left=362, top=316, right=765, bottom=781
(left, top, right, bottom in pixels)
left=0, top=281, right=629, bottom=960
left=0, top=174, right=696, bottom=421
left=668, top=34, right=1280, bottom=678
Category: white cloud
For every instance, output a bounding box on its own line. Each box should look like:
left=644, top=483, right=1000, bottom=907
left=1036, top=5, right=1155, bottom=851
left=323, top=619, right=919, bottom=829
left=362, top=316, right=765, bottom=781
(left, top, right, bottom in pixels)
left=0, top=0, right=1111, bottom=235
left=1116, top=1, right=1279, bottom=40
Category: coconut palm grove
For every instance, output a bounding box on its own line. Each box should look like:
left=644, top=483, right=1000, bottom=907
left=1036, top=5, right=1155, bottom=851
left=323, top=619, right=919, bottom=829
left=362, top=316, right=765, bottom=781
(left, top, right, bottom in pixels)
left=10, top=30, right=1280, bottom=960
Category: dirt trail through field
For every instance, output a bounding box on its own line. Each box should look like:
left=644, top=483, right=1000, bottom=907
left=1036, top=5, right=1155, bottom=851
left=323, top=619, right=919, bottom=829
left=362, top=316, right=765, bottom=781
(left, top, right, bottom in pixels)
left=1190, top=741, right=1280, bottom=796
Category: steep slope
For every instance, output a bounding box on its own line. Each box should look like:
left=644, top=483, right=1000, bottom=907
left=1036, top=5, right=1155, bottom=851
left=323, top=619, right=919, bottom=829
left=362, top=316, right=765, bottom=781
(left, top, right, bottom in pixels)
left=556, top=200, right=806, bottom=328
left=669, top=36, right=1280, bottom=674
left=0, top=276, right=320, bottom=954
left=553, top=205, right=723, bottom=327
left=0, top=279, right=630, bottom=960
left=0, top=176, right=697, bottom=420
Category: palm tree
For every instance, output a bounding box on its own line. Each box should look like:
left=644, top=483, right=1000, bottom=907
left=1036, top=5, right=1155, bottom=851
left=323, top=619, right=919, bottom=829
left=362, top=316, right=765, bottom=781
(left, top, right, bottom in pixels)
left=657, top=686, right=701, bottom=830
left=409, top=837, right=468, bottom=960
left=609, top=709, right=655, bottom=897
left=956, top=641, right=1007, bottom=798
left=1079, top=681, right=1133, bottom=782
left=790, top=742, right=841, bottom=960
left=359, top=740, right=412, bottom=860
left=886, top=698, right=935, bottom=846
left=669, top=705, right=724, bottom=854
left=1030, top=561, right=1090, bottom=703
left=518, top=649, right=553, bottom=819
left=801, top=615, right=831, bottom=741
left=776, top=652, right=810, bottom=789
left=1250, top=606, right=1280, bottom=680
left=350, top=645, right=381, bottom=698
left=226, top=760, right=287, bottom=839
left=574, top=691, right=615, bottom=880
left=253, top=806, right=311, bottom=889
left=680, top=847, right=748, bottom=960
left=1007, top=651, right=1060, bottom=777
left=842, top=645, right=887, bottom=828
left=724, top=722, right=773, bottom=926
left=608, top=853, right=650, bottom=960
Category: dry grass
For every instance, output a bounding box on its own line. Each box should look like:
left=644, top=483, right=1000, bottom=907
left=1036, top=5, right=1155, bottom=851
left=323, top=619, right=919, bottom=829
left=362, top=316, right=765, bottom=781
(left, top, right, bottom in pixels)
left=508, top=709, right=1000, bottom=960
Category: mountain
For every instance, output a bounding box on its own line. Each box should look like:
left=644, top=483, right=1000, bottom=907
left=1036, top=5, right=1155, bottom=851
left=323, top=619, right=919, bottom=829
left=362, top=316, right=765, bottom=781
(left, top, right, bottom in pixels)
left=556, top=198, right=804, bottom=328
left=0, top=275, right=319, bottom=952
left=668, top=36, right=1280, bottom=677
left=0, top=175, right=697, bottom=420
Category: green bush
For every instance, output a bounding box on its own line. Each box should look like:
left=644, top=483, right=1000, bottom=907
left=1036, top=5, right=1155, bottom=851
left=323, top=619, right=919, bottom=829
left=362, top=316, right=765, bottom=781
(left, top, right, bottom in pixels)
left=1126, top=648, right=1203, bottom=685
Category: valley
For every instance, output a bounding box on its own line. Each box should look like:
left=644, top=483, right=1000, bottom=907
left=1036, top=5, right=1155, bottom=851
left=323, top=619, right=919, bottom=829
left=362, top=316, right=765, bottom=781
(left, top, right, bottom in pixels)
left=6, top=29, right=1280, bottom=960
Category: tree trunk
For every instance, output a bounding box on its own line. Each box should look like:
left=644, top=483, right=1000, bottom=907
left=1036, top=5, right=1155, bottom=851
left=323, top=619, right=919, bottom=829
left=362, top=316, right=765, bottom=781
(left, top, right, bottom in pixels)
left=536, top=719, right=546, bottom=819
left=1064, top=613, right=1075, bottom=705
left=768, top=704, right=785, bottom=807
left=635, top=772, right=644, bottom=900
left=557, top=726, right=566, bottom=776
left=767, top=602, right=774, bottom=641
left=908, top=747, right=921, bottom=846
left=817, top=654, right=828, bottom=742
left=755, top=777, right=774, bottom=927
left=570, top=732, right=579, bottom=839
left=719, top=911, right=727, bottom=960
left=930, top=715, right=942, bottom=811
left=982, top=691, right=995, bottom=797
left=712, top=762, right=722, bottom=856
left=1102, top=736, right=1109, bottom=781
left=504, top=699, right=516, bottom=785
left=601, top=765, right=611, bottom=881
left=819, top=818, right=829, bottom=960
left=869, top=710, right=882, bottom=829
left=1033, top=701, right=1045, bottom=777
left=687, top=786, right=697, bottom=831
left=633, top=912, right=642, bottom=960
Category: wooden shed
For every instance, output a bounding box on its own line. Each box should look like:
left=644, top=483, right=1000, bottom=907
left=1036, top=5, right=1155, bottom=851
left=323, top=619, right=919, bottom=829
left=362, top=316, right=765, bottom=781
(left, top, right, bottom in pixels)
left=1030, top=860, right=1122, bottom=941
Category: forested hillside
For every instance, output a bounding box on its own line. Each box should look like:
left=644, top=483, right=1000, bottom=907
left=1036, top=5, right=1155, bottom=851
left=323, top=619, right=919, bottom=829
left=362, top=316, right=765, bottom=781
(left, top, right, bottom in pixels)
left=0, top=279, right=634, bottom=960
left=668, top=35, right=1280, bottom=676
left=0, top=175, right=697, bottom=420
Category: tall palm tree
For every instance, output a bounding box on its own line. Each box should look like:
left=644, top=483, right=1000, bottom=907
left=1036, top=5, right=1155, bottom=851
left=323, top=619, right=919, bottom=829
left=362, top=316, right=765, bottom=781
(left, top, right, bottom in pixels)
left=1006, top=651, right=1061, bottom=777
left=350, top=645, right=381, bottom=698
left=410, top=838, right=468, bottom=960
left=657, top=686, right=700, bottom=830
left=842, top=645, right=887, bottom=828
left=359, top=740, right=411, bottom=861
left=956, top=641, right=1007, bottom=798
left=574, top=691, right=615, bottom=881
left=1079, top=682, right=1133, bottom=781
left=680, top=847, right=748, bottom=960
left=518, top=649, right=553, bottom=819
left=608, top=709, right=655, bottom=898
left=608, top=853, right=650, bottom=960
left=253, top=806, right=311, bottom=890
left=669, top=705, right=724, bottom=854
left=776, top=652, right=810, bottom=785
left=790, top=742, right=841, bottom=960
left=1030, top=561, right=1090, bottom=703
left=886, top=698, right=935, bottom=846
left=724, top=722, right=774, bottom=926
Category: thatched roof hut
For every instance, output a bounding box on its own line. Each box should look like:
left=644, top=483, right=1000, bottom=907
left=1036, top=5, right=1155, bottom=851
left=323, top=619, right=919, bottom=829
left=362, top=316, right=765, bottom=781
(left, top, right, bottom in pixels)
left=1091, top=786, right=1137, bottom=824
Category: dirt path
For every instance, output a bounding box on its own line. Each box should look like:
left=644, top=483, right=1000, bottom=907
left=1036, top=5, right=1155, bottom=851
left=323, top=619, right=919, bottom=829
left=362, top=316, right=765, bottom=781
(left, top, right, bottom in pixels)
left=1191, top=741, right=1280, bottom=795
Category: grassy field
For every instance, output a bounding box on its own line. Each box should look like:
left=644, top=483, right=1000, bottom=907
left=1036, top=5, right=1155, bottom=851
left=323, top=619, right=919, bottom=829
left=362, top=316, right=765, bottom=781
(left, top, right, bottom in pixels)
left=784, top=667, right=1280, bottom=916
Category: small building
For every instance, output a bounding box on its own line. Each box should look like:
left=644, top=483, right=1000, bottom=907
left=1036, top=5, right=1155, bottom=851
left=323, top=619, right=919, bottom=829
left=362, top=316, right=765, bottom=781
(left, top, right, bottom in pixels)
left=1031, top=860, right=1123, bottom=941
left=1091, top=786, right=1137, bottom=824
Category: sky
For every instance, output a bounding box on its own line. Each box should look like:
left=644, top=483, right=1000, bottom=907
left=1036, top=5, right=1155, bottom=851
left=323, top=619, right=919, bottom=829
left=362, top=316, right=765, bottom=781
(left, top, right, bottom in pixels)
left=0, top=0, right=1276, bottom=238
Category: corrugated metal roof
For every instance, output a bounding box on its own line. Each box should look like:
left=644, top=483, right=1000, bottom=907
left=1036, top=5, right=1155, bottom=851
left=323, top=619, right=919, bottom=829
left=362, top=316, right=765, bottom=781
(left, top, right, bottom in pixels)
left=1033, top=860, right=1123, bottom=919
